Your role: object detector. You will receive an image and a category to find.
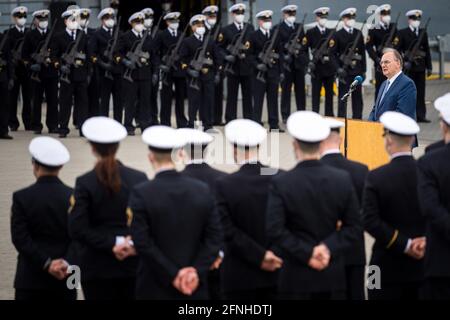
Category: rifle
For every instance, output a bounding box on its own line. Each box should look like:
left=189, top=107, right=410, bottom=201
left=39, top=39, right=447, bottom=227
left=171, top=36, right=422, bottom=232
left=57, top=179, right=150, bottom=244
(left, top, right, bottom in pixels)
left=283, top=13, right=307, bottom=72
left=12, top=38, right=25, bottom=67
left=60, top=31, right=86, bottom=84
left=188, top=24, right=221, bottom=90
left=151, top=15, right=163, bottom=39
left=223, top=18, right=251, bottom=75
left=339, top=20, right=367, bottom=83
left=377, top=12, right=400, bottom=52
left=256, top=20, right=282, bottom=83
left=403, top=18, right=431, bottom=70
left=103, top=17, right=122, bottom=80
left=307, top=19, right=341, bottom=76
left=160, top=23, right=189, bottom=86
left=30, top=19, right=58, bottom=82
left=123, top=30, right=151, bottom=83
left=0, top=29, right=10, bottom=68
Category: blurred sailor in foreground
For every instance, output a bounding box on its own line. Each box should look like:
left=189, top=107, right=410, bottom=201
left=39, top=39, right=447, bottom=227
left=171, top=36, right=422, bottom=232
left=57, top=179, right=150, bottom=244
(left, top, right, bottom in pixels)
left=266, top=111, right=361, bottom=300
left=129, top=126, right=222, bottom=299
left=363, top=112, right=425, bottom=300
left=11, top=137, right=76, bottom=300
left=69, top=117, right=147, bottom=300
left=217, top=119, right=282, bottom=300
left=418, top=94, right=450, bottom=299
left=320, top=118, right=368, bottom=300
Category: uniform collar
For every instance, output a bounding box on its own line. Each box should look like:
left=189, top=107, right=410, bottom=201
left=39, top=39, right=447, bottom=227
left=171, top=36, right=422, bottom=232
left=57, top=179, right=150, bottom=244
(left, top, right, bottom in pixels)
left=102, top=25, right=112, bottom=32
left=132, top=29, right=142, bottom=38
left=390, top=151, right=412, bottom=160
left=284, top=20, right=294, bottom=28
left=317, top=25, right=326, bottom=33
left=185, top=159, right=205, bottom=165
left=259, top=27, right=270, bottom=36
left=234, top=21, right=243, bottom=30
left=343, top=25, right=353, bottom=34
left=194, top=33, right=203, bottom=41
left=66, top=28, right=76, bottom=36
left=321, top=149, right=342, bottom=157
left=38, top=28, right=47, bottom=34
left=36, top=175, right=62, bottom=184
left=15, top=25, right=25, bottom=32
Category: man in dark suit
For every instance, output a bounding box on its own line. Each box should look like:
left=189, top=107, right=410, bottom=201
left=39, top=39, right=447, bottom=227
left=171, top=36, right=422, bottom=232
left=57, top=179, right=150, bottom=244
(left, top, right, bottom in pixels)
left=369, top=48, right=417, bottom=121
left=249, top=10, right=283, bottom=131
left=363, top=111, right=425, bottom=300
left=217, top=119, right=282, bottom=300
left=179, top=14, right=222, bottom=132
left=51, top=8, right=90, bottom=138
left=418, top=94, right=450, bottom=299
left=219, top=3, right=254, bottom=124
left=278, top=4, right=308, bottom=123
left=8, top=6, right=32, bottom=131
left=90, top=7, right=123, bottom=122
left=320, top=118, right=368, bottom=300
left=335, top=8, right=366, bottom=119
left=365, top=4, right=400, bottom=101
left=22, top=9, right=59, bottom=135
left=266, top=111, right=361, bottom=300
left=0, top=27, right=13, bottom=140
left=179, top=127, right=227, bottom=300
left=398, top=10, right=432, bottom=123
left=156, top=11, right=188, bottom=128
left=129, top=126, right=222, bottom=299
left=115, top=12, right=159, bottom=135
left=11, top=137, right=76, bottom=300
left=305, top=7, right=338, bottom=117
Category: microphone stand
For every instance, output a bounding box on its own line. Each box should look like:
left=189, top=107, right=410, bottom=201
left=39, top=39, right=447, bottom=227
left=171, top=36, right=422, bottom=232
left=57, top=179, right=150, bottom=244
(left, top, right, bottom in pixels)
left=340, top=85, right=359, bottom=158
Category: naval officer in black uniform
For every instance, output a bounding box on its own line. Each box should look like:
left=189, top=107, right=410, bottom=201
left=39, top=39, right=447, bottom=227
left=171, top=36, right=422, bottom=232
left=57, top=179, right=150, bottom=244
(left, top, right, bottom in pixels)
left=217, top=119, right=282, bottom=300
left=418, top=94, right=450, bottom=299
left=219, top=3, right=254, bottom=124
left=129, top=125, right=222, bottom=299
left=320, top=118, right=368, bottom=300
left=69, top=117, right=148, bottom=300
left=0, top=22, right=13, bottom=140
left=266, top=111, right=361, bottom=300
left=363, top=111, right=425, bottom=300
left=11, top=137, right=76, bottom=300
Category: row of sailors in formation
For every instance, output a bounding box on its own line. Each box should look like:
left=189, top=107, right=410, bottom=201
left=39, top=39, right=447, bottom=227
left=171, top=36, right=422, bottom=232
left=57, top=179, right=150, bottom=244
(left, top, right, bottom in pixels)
left=10, top=93, right=450, bottom=300
left=0, top=3, right=432, bottom=140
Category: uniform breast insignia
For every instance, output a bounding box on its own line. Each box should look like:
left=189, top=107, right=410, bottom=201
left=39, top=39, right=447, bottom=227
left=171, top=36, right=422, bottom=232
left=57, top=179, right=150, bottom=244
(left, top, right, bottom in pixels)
left=302, top=37, right=308, bottom=46
left=393, top=36, right=400, bottom=46
left=329, top=39, right=335, bottom=48
left=68, top=194, right=75, bottom=214
left=244, top=41, right=250, bottom=50
left=126, top=207, right=133, bottom=227
left=218, top=33, right=224, bottom=42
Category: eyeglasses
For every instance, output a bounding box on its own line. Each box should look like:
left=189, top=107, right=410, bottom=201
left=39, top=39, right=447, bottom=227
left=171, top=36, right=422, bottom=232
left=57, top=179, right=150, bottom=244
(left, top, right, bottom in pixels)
left=379, top=60, right=392, bottom=66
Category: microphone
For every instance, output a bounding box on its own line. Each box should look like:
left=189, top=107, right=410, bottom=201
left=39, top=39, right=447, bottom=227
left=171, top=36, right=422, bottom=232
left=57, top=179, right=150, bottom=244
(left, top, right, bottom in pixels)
left=349, top=75, right=364, bottom=89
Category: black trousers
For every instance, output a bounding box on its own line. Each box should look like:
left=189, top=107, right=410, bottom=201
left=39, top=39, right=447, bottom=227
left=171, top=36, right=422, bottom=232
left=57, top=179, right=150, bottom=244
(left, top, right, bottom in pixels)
left=87, top=70, right=100, bottom=117
left=225, top=74, right=253, bottom=123
left=99, top=73, right=123, bottom=123
left=150, top=81, right=159, bottom=125
left=278, top=291, right=346, bottom=300
left=345, top=264, right=366, bottom=300
left=338, top=76, right=363, bottom=119
left=213, top=76, right=224, bottom=124
left=253, top=77, right=279, bottom=128
left=9, top=65, right=32, bottom=130
left=31, top=77, right=59, bottom=132
left=423, top=277, right=450, bottom=300
left=82, top=277, right=136, bottom=300
left=208, top=269, right=223, bottom=300
left=374, top=68, right=386, bottom=103
left=59, top=81, right=88, bottom=135
left=0, top=81, right=10, bottom=136
left=311, top=75, right=335, bottom=117
left=407, top=70, right=426, bottom=120
left=123, top=78, right=152, bottom=132
left=15, top=288, right=77, bottom=301
left=160, top=76, right=188, bottom=128
left=225, top=287, right=277, bottom=300
left=368, top=281, right=423, bottom=300
left=187, top=76, right=214, bottom=129
left=281, top=69, right=306, bottom=121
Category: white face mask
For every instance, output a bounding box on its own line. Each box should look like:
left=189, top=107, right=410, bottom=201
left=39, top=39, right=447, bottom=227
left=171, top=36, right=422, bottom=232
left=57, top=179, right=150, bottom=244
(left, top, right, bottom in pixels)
left=234, top=14, right=245, bottom=24
left=195, top=26, right=206, bottom=36
left=134, top=23, right=144, bottom=34
left=207, top=18, right=217, bottom=27
left=67, top=20, right=79, bottom=30
left=286, top=16, right=296, bottom=24
left=346, top=19, right=356, bottom=28
left=38, top=21, right=48, bottom=30
left=105, top=19, right=115, bottom=29
left=381, top=15, right=391, bottom=25
left=17, top=18, right=27, bottom=27
left=144, top=18, right=153, bottom=28
left=318, top=18, right=328, bottom=27
left=262, top=21, right=272, bottom=31
left=168, top=22, right=179, bottom=30
left=79, top=19, right=89, bottom=28
left=410, top=20, right=420, bottom=29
